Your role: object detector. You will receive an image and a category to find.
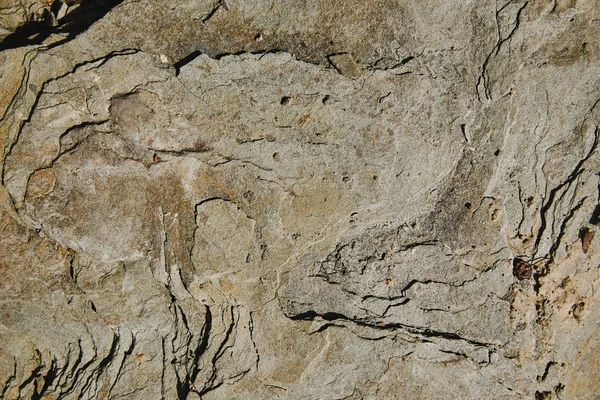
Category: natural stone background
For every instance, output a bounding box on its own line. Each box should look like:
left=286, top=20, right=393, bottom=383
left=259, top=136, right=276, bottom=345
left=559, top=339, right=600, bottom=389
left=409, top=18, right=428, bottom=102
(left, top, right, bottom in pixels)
left=1, top=0, right=599, bottom=399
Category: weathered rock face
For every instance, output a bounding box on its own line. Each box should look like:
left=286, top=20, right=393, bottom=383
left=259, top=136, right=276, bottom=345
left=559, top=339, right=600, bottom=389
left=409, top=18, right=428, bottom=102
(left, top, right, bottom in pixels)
left=1, top=0, right=599, bottom=398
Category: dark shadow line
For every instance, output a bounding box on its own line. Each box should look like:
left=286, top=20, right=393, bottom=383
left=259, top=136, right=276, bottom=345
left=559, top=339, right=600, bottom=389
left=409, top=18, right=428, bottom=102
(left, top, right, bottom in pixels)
left=0, top=0, right=125, bottom=52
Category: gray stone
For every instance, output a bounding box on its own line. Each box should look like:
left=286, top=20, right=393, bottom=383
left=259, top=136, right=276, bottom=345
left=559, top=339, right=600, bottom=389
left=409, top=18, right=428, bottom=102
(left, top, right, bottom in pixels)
left=1, top=0, right=600, bottom=398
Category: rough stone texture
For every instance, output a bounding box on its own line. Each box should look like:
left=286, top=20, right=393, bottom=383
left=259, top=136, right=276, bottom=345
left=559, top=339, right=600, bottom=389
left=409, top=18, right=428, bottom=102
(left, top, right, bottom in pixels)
left=1, top=0, right=600, bottom=398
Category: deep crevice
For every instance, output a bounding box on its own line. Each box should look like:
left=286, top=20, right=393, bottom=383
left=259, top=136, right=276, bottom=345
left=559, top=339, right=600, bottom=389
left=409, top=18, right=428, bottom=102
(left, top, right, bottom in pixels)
left=197, top=306, right=236, bottom=397
left=174, top=51, right=203, bottom=76
left=177, top=304, right=212, bottom=399
left=534, top=126, right=599, bottom=253
left=289, top=309, right=495, bottom=348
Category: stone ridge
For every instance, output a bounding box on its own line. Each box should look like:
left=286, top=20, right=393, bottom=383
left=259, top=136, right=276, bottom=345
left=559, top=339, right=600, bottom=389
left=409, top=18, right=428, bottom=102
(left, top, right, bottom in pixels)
left=0, top=0, right=599, bottom=399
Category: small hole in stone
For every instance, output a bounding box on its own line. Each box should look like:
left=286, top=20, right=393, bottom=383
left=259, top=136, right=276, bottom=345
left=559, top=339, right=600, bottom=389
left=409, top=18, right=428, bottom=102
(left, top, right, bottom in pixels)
left=494, top=149, right=500, bottom=156
left=322, top=95, right=330, bottom=104
left=342, top=176, right=350, bottom=182
left=280, top=96, right=291, bottom=106
left=273, top=152, right=280, bottom=161
left=243, top=191, right=254, bottom=201
left=465, top=202, right=472, bottom=210
left=526, top=196, right=534, bottom=207
left=373, top=175, right=378, bottom=181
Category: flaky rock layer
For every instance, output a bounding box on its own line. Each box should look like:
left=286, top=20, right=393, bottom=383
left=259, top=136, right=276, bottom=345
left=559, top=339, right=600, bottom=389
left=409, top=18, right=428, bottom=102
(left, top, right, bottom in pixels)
left=1, top=1, right=599, bottom=399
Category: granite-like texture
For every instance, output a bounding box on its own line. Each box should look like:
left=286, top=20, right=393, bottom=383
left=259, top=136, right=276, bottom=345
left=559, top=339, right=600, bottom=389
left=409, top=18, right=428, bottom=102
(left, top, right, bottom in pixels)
left=1, top=0, right=600, bottom=398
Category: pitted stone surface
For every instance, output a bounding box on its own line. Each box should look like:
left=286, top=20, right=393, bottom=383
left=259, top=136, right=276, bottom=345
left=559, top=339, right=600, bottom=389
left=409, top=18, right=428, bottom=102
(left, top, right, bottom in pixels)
left=1, top=0, right=600, bottom=399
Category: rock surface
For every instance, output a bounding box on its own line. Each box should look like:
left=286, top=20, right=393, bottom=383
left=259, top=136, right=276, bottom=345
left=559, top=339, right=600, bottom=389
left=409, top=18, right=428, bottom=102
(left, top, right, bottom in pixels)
left=1, top=0, right=600, bottom=398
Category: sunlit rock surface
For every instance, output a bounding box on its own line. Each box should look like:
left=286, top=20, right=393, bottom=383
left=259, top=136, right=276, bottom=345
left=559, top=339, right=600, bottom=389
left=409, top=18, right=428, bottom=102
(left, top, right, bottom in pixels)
left=1, top=0, right=599, bottom=398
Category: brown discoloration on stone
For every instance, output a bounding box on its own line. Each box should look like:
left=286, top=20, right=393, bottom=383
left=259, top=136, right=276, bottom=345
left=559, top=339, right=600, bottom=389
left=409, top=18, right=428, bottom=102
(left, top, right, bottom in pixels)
left=513, top=258, right=534, bottom=281
left=1, top=0, right=600, bottom=398
left=26, top=169, right=56, bottom=199
left=0, top=207, right=78, bottom=311
left=579, top=226, right=595, bottom=254
left=566, top=325, right=600, bottom=399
